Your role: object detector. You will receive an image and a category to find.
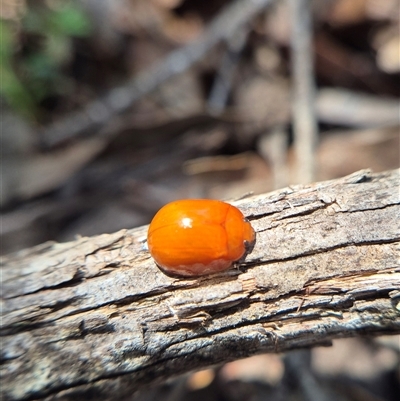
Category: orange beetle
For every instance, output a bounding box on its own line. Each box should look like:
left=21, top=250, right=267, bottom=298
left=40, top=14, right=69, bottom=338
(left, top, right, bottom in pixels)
left=147, top=199, right=255, bottom=277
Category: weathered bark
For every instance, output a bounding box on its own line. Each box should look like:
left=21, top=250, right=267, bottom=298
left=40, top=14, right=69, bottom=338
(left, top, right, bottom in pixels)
left=1, top=169, right=399, bottom=401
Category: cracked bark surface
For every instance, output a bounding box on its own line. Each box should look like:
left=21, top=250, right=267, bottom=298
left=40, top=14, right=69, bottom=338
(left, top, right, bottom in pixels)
left=1, top=169, right=400, bottom=401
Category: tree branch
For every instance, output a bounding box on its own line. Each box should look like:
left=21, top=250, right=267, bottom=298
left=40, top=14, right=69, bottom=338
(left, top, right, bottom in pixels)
left=1, top=169, right=399, bottom=401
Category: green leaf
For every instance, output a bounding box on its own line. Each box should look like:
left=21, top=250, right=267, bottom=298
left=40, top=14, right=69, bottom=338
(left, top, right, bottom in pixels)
left=47, top=4, right=92, bottom=37
left=0, top=64, right=37, bottom=120
left=0, top=20, right=14, bottom=60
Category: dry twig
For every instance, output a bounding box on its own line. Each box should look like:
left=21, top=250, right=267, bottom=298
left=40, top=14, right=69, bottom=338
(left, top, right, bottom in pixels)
left=1, top=169, right=399, bottom=400
left=290, top=0, right=319, bottom=183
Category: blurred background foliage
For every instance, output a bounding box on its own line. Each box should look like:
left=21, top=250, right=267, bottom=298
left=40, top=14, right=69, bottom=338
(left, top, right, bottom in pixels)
left=1, top=0, right=91, bottom=120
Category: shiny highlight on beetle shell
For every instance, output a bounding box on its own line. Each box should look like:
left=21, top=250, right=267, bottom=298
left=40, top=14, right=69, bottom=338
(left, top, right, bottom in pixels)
left=147, top=199, right=255, bottom=277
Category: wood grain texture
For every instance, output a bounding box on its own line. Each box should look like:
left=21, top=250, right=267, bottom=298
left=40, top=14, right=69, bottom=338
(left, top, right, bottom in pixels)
left=1, top=169, right=400, bottom=401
